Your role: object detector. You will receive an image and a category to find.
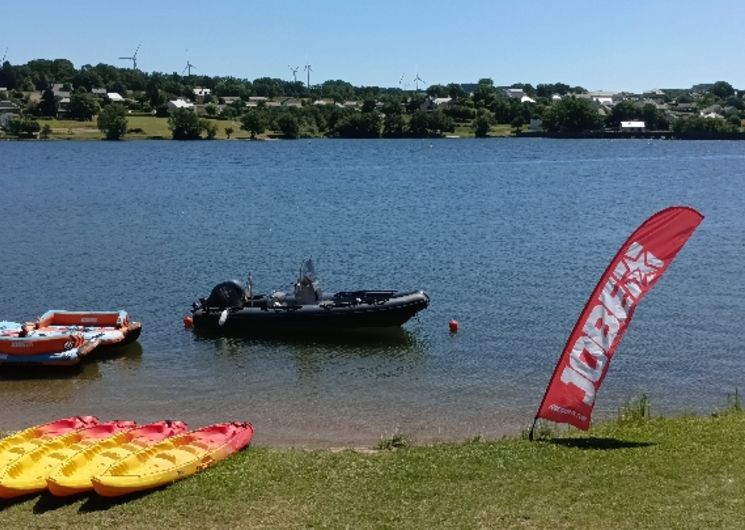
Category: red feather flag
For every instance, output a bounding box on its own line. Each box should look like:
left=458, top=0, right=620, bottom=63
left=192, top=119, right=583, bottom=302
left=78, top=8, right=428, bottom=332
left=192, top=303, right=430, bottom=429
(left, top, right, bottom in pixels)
left=531, top=206, right=704, bottom=435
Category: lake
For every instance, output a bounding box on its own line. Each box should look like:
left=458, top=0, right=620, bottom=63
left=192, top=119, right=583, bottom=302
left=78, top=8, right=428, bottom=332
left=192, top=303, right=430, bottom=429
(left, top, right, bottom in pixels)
left=1, top=138, right=743, bottom=447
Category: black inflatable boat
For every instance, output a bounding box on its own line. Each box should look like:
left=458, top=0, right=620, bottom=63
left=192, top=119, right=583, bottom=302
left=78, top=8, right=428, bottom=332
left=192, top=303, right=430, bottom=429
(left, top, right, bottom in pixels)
left=190, top=260, right=429, bottom=335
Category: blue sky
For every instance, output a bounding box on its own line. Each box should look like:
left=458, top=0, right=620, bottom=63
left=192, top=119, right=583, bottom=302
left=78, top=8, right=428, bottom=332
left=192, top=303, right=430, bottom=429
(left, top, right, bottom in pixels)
left=2, top=0, right=744, bottom=92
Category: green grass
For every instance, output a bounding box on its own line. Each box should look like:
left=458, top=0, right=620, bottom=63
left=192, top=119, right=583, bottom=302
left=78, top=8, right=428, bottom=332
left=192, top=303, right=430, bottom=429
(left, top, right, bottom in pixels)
left=29, top=116, right=248, bottom=141
left=4, top=116, right=520, bottom=141
left=2, top=412, right=745, bottom=528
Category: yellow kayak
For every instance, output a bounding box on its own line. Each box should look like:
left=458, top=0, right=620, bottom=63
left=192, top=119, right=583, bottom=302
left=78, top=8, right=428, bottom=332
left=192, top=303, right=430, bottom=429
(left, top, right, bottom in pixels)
left=92, top=421, right=254, bottom=497
left=0, top=420, right=135, bottom=499
left=0, top=416, right=99, bottom=476
left=47, top=420, right=188, bottom=496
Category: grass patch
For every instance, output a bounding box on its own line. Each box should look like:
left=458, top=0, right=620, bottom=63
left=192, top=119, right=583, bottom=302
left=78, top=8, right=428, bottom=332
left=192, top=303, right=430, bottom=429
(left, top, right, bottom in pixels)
left=1, top=412, right=745, bottom=528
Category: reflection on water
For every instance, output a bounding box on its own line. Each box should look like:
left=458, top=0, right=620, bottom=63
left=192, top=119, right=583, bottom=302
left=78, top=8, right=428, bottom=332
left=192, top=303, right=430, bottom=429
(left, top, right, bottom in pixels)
left=93, top=342, right=144, bottom=369
left=193, top=327, right=426, bottom=379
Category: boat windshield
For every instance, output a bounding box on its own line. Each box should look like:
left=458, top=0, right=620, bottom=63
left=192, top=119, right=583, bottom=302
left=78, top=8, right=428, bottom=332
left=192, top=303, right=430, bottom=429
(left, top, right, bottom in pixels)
left=299, top=259, right=317, bottom=282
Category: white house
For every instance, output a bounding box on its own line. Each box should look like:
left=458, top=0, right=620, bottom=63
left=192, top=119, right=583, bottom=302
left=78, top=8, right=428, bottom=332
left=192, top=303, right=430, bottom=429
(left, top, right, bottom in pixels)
left=431, top=97, right=452, bottom=108
left=620, top=120, right=646, bottom=132
left=168, top=98, right=194, bottom=111
left=193, top=87, right=211, bottom=103
left=520, top=95, right=536, bottom=104
left=107, top=92, right=125, bottom=103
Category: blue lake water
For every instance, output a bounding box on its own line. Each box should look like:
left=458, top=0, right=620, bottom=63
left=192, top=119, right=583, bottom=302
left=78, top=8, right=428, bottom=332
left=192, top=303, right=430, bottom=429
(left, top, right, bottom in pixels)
left=1, top=138, right=743, bottom=446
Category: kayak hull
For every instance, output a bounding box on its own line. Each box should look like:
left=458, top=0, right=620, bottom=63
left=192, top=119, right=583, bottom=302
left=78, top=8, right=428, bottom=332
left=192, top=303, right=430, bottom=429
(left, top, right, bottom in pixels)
left=92, top=422, right=253, bottom=497
left=46, top=420, right=188, bottom=497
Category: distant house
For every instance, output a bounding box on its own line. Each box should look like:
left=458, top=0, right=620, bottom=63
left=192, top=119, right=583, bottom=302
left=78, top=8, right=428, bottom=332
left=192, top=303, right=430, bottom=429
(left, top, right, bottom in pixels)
left=52, top=83, right=72, bottom=99
left=168, top=98, right=194, bottom=112
left=0, top=100, right=20, bottom=114
left=107, top=92, right=125, bottom=103
left=587, top=91, right=620, bottom=106
left=431, top=97, right=452, bottom=108
left=620, top=120, right=646, bottom=132
left=193, top=87, right=211, bottom=103
left=312, top=99, right=335, bottom=106
left=0, top=100, right=20, bottom=130
left=504, top=88, right=525, bottom=99
left=520, top=95, right=536, bottom=104
left=221, top=96, right=243, bottom=105
left=280, top=97, right=302, bottom=108
left=91, top=88, right=107, bottom=98
left=0, top=112, right=19, bottom=130
left=58, top=96, right=71, bottom=117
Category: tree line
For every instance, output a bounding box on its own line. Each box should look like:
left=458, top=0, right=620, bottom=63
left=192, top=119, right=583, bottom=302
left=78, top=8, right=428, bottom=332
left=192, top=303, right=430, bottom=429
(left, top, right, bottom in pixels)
left=1, top=58, right=743, bottom=140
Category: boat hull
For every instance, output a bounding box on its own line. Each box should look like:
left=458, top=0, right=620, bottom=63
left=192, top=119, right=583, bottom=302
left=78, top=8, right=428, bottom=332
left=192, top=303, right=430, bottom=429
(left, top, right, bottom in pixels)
left=192, top=290, right=429, bottom=335
left=91, top=422, right=253, bottom=497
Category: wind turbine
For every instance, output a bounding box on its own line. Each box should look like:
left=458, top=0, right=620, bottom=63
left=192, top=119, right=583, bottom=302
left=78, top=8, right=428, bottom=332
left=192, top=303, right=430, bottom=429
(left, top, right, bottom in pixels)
left=119, top=42, right=141, bottom=69
left=183, top=60, right=196, bottom=76
left=289, top=65, right=299, bottom=82
left=413, top=73, right=425, bottom=91
left=304, top=64, right=312, bottom=89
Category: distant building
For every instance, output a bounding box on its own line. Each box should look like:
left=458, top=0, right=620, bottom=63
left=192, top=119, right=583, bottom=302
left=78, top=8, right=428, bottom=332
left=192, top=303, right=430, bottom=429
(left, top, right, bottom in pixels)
left=52, top=83, right=72, bottom=98
left=0, top=100, right=20, bottom=113
left=221, top=96, right=243, bottom=105
left=520, top=95, right=536, bottom=104
left=431, top=97, right=452, bottom=108
left=586, top=91, right=620, bottom=106
left=107, top=92, right=125, bottom=103
left=620, top=120, right=646, bottom=132
left=504, top=88, right=526, bottom=99
left=193, top=87, right=211, bottom=103
left=168, top=98, right=194, bottom=111
left=91, top=88, right=107, bottom=98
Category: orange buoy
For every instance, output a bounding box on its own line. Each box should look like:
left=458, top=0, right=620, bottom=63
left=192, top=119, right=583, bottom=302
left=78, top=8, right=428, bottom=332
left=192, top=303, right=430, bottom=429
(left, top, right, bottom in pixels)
left=449, top=319, right=459, bottom=333
left=183, top=315, right=193, bottom=329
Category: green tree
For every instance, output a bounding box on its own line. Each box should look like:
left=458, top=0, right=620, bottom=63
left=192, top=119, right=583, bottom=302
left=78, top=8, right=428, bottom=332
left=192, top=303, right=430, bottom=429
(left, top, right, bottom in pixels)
left=205, top=103, right=218, bottom=117
left=224, top=126, right=234, bottom=139
left=201, top=119, right=218, bottom=139
left=96, top=103, right=128, bottom=139
left=710, top=81, right=735, bottom=99
left=382, top=112, right=406, bottom=138
left=169, top=108, right=203, bottom=139
left=7, top=116, right=41, bottom=138
left=511, top=116, right=524, bottom=134
left=277, top=113, right=300, bottom=138
left=38, top=87, right=58, bottom=117
left=240, top=111, right=265, bottom=139
left=472, top=109, right=494, bottom=137
left=472, top=78, right=497, bottom=109
left=331, top=111, right=382, bottom=138
left=407, top=110, right=454, bottom=137
left=39, top=123, right=52, bottom=139
left=541, top=96, right=602, bottom=133
left=68, top=92, right=100, bottom=120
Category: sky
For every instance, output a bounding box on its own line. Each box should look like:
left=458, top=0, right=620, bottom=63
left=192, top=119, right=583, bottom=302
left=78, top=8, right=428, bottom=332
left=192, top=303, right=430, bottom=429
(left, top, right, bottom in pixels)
left=2, top=0, right=744, bottom=93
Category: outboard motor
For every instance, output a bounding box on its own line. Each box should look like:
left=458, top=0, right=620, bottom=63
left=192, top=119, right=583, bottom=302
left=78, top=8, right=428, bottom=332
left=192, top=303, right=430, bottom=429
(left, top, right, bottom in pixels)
left=204, top=280, right=245, bottom=309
